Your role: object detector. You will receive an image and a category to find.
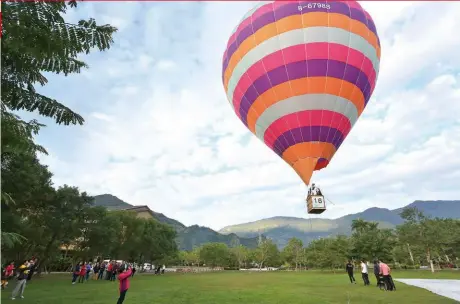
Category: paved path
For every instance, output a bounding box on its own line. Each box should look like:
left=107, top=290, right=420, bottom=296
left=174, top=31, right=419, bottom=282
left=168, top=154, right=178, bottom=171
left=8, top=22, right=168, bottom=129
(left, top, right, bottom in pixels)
left=396, top=279, right=460, bottom=302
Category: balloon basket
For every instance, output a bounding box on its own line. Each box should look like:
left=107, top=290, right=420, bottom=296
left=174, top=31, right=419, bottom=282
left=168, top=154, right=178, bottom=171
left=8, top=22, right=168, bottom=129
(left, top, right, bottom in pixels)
left=306, top=195, right=327, bottom=214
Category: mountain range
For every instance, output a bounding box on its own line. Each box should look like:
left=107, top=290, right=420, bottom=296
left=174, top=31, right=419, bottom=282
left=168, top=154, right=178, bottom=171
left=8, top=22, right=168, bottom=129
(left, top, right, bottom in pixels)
left=219, top=200, right=460, bottom=248
left=93, top=195, right=460, bottom=249
left=93, top=194, right=261, bottom=250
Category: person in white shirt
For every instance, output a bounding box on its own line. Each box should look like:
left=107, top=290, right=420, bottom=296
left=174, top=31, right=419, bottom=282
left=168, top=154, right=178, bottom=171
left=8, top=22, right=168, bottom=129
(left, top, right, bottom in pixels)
left=360, top=259, right=370, bottom=286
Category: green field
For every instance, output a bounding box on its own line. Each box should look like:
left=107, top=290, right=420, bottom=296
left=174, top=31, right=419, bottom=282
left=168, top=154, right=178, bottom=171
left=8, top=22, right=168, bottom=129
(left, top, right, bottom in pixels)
left=1, top=270, right=458, bottom=303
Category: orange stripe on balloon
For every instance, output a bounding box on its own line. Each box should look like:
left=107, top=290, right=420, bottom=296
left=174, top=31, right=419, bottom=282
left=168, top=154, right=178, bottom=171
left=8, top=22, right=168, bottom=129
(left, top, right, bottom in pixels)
left=247, top=77, right=365, bottom=134
left=263, top=110, right=352, bottom=149
left=223, top=12, right=380, bottom=89
left=282, top=142, right=337, bottom=166
left=231, top=43, right=376, bottom=115
left=290, top=157, right=317, bottom=185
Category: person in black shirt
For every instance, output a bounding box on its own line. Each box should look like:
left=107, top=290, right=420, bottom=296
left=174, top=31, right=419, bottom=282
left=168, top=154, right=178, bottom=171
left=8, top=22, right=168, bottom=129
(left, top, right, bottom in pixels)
left=345, top=261, right=356, bottom=284
left=131, top=266, right=136, bottom=277
left=26, top=259, right=37, bottom=281
left=98, top=263, right=105, bottom=280
left=373, top=260, right=380, bottom=287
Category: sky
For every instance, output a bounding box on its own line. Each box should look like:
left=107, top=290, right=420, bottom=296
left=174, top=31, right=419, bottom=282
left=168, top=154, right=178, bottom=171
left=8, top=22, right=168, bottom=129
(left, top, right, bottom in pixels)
left=26, top=1, right=460, bottom=231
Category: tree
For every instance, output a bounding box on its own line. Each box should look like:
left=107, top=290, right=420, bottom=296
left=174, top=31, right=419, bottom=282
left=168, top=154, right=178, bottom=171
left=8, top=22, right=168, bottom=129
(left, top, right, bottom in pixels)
left=397, top=207, right=459, bottom=272
left=231, top=245, right=249, bottom=269
left=76, top=206, right=118, bottom=259
left=35, top=185, right=94, bottom=271
left=255, top=239, right=279, bottom=268
left=350, top=219, right=395, bottom=262
left=1, top=0, right=117, bottom=125
left=189, top=248, right=201, bottom=267
left=1, top=112, right=48, bottom=248
left=199, top=243, right=230, bottom=268
left=1, top=0, right=118, bottom=250
left=282, top=238, right=304, bottom=270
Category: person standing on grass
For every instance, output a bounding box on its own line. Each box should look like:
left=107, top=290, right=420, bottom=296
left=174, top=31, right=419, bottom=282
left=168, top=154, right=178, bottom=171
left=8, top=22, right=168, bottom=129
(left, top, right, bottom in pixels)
left=98, top=263, right=106, bottom=280
left=78, top=262, right=87, bottom=283
left=360, top=259, right=370, bottom=286
left=373, top=260, right=380, bottom=287
left=107, top=262, right=113, bottom=280
left=2, top=262, right=15, bottom=289
left=117, top=265, right=132, bottom=304
left=378, top=259, right=393, bottom=291
left=72, top=263, right=81, bottom=284
left=111, top=263, right=119, bottom=281
left=131, top=266, right=136, bottom=277
left=11, top=260, right=31, bottom=300
left=27, top=258, right=37, bottom=281
left=85, top=263, right=92, bottom=281
left=1, top=265, right=8, bottom=290
left=93, top=263, right=100, bottom=280
left=345, top=260, right=356, bottom=284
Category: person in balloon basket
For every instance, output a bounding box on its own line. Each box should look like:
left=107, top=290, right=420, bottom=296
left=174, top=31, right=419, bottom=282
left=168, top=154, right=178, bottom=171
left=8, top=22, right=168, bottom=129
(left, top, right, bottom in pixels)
left=116, top=264, right=132, bottom=304
left=345, top=260, right=356, bottom=284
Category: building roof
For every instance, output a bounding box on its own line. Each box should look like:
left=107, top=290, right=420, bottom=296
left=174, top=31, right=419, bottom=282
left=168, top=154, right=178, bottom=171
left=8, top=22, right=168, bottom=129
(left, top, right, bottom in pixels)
left=121, top=205, right=156, bottom=218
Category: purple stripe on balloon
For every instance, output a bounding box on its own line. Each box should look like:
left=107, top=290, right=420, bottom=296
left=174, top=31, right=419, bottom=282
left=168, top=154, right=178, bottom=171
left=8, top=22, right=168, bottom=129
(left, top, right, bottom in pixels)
left=238, top=59, right=371, bottom=126
left=317, top=158, right=328, bottom=164
left=222, top=1, right=378, bottom=74
left=273, top=126, right=345, bottom=157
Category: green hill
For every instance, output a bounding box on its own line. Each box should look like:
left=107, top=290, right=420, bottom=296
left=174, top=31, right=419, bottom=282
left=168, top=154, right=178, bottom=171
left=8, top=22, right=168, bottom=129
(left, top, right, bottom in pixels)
left=93, top=195, right=459, bottom=250
left=92, top=194, right=259, bottom=250
left=219, top=200, right=460, bottom=248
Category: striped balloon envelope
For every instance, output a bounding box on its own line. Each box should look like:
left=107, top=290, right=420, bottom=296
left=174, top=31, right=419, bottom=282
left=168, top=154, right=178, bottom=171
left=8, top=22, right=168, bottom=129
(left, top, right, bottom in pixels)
left=222, top=0, right=380, bottom=186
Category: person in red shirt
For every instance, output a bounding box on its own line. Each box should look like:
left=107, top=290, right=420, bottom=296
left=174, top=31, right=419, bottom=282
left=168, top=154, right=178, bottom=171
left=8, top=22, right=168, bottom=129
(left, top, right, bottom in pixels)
left=107, top=262, right=113, bottom=281
left=78, top=262, right=87, bottom=283
left=1, top=262, right=15, bottom=289
left=117, top=264, right=132, bottom=304
left=5, top=262, right=15, bottom=277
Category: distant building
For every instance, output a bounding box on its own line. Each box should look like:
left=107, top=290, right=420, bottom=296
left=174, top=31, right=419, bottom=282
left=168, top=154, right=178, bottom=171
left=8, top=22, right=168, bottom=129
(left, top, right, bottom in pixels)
left=122, top=205, right=156, bottom=220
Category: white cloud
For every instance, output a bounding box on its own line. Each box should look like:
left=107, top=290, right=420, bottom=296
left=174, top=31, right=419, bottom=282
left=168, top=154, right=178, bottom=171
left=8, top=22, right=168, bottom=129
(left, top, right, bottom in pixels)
left=35, top=1, right=460, bottom=230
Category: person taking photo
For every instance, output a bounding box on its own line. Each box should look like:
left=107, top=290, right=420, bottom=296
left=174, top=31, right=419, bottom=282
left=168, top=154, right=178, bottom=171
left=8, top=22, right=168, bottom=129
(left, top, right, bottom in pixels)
left=117, top=263, right=132, bottom=304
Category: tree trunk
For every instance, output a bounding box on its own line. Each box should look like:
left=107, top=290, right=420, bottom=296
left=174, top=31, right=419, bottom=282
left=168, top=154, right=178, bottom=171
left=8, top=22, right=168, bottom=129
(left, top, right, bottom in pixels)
left=37, top=233, right=58, bottom=275
left=407, top=243, right=416, bottom=269
left=426, top=248, right=435, bottom=273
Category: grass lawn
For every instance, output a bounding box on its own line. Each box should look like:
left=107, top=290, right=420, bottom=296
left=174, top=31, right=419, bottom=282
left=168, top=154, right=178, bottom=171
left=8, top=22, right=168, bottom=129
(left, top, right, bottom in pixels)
left=1, top=270, right=458, bottom=303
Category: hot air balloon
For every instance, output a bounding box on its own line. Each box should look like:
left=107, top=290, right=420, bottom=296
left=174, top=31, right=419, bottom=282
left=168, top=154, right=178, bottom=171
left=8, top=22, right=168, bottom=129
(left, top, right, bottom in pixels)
left=222, top=1, right=380, bottom=213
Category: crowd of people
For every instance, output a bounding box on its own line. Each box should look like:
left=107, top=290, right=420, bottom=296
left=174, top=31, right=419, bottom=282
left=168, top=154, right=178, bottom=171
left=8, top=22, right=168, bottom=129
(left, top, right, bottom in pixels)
left=70, top=260, right=135, bottom=304
left=345, top=259, right=396, bottom=291
left=1, top=258, right=38, bottom=300
left=1, top=258, right=138, bottom=303
left=71, top=260, right=137, bottom=284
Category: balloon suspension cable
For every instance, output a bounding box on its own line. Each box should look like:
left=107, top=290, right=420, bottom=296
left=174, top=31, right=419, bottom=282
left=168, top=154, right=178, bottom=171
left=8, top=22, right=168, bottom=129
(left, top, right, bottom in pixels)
left=324, top=196, right=336, bottom=206
left=305, top=185, right=317, bottom=260
left=308, top=183, right=336, bottom=206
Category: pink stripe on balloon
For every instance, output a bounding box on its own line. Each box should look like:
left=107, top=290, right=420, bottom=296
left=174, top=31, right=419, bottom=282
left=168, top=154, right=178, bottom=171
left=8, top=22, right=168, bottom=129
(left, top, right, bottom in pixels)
left=230, top=43, right=376, bottom=112
left=264, top=110, right=352, bottom=149
left=342, top=0, right=360, bottom=10
left=225, top=3, right=274, bottom=52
